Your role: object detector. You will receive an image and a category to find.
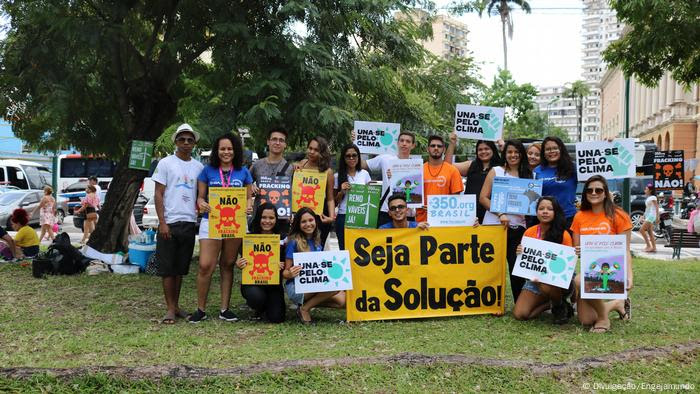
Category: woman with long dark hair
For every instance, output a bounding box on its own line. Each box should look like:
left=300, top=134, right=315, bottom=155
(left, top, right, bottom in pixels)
left=294, top=136, right=336, bottom=248
left=235, top=202, right=286, bottom=323
left=534, top=136, right=577, bottom=227
left=334, top=144, right=371, bottom=250
left=445, top=133, right=502, bottom=223
left=572, top=175, right=632, bottom=333
left=480, top=139, right=532, bottom=303
left=189, top=133, right=253, bottom=323
left=513, top=197, right=574, bottom=324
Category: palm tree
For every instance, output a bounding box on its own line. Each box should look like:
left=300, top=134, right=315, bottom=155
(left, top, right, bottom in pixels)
left=563, top=80, right=591, bottom=142
left=477, top=0, right=531, bottom=70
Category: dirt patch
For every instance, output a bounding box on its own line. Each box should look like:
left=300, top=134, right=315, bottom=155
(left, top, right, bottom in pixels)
left=2, top=341, right=698, bottom=380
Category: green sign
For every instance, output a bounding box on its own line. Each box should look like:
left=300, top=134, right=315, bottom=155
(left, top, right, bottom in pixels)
left=129, top=140, right=154, bottom=171
left=345, top=184, right=381, bottom=229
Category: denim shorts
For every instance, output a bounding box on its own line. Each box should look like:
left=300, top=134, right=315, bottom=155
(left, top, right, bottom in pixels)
left=285, top=279, right=304, bottom=306
left=522, top=279, right=542, bottom=296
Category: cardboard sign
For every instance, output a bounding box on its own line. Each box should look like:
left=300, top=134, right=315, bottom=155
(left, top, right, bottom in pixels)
left=128, top=140, right=154, bottom=171
left=513, top=237, right=576, bottom=289
left=256, top=176, right=292, bottom=219
left=345, top=184, right=381, bottom=229
left=654, top=150, right=684, bottom=191
left=292, top=170, right=327, bottom=215
left=490, top=177, right=542, bottom=216
left=427, top=194, right=477, bottom=227
left=353, top=121, right=400, bottom=155
left=580, top=235, right=628, bottom=300
left=208, top=187, right=247, bottom=238
left=454, top=104, right=505, bottom=141
left=293, top=250, right=353, bottom=294
left=345, top=226, right=506, bottom=321
left=387, top=159, right=424, bottom=209
left=242, top=234, right=280, bottom=285
left=575, top=139, right=636, bottom=181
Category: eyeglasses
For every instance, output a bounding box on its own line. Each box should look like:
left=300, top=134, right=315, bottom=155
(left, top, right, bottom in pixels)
left=585, top=187, right=605, bottom=195
left=269, top=138, right=286, bottom=144
left=345, top=154, right=358, bottom=159
left=176, top=137, right=195, bottom=144
left=388, top=204, right=407, bottom=212
left=429, top=144, right=444, bottom=148
left=544, top=148, right=560, bottom=153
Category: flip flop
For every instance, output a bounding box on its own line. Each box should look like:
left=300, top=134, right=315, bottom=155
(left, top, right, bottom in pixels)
left=296, top=308, right=312, bottom=325
left=589, top=326, right=609, bottom=333
left=160, top=313, right=176, bottom=324
left=619, top=298, right=631, bottom=321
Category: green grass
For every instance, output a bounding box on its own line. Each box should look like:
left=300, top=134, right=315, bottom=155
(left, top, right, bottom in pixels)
left=0, top=257, right=698, bottom=390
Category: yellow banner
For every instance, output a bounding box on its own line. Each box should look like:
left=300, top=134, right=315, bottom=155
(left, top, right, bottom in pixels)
left=292, top=170, right=327, bottom=215
left=242, top=234, right=281, bottom=285
left=208, top=187, right=247, bottom=238
left=346, top=226, right=506, bottom=321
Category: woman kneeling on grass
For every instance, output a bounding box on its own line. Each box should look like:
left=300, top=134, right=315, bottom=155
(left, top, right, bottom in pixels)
left=284, top=207, right=345, bottom=324
left=235, top=203, right=286, bottom=323
left=572, top=175, right=632, bottom=333
left=513, top=197, right=574, bottom=324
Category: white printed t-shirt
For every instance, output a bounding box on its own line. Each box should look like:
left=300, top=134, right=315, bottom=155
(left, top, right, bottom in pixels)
left=333, top=169, right=372, bottom=214
left=151, top=154, right=204, bottom=224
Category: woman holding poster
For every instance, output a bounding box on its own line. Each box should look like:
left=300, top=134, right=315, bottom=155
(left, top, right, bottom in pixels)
left=571, top=175, right=632, bottom=333
left=189, top=133, right=253, bottom=324
left=445, top=133, right=502, bottom=223
left=334, top=144, right=371, bottom=250
left=235, top=203, right=286, bottom=323
left=283, top=207, right=345, bottom=324
left=480, top=140, right=532, bottom=303
left=513, top=197, right=574, bottom=324
left=294, top=136, right=336, bottom=248
left=534, top=137, right=578, bottom=227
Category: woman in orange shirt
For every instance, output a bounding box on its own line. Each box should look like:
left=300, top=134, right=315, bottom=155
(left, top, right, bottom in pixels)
left=571, top=175, right=632, bottom=333
left=513, top=197, right=574, bottom=324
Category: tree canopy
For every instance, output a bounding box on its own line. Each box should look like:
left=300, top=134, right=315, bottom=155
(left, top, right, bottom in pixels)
left=603, top=0, right=700, bottom=86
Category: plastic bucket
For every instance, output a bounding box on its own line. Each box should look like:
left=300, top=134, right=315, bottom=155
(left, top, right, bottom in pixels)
left=128, top=243, right=156, bottom=271
left=112, top=264, right=140, bottom=274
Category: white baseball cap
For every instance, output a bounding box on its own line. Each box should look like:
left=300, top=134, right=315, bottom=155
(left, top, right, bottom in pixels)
left=172, top=123, right=200, bottom=142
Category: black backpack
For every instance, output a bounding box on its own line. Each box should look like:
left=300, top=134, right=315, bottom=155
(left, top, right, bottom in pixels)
left=31, top=233, right=90, bottom=278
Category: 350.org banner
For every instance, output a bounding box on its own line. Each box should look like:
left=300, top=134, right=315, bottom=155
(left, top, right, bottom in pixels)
left=345, top=226, right=506, bottom=321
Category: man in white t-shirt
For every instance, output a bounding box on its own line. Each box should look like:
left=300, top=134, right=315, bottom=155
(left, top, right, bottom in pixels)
left=360, top=131, right=417, bottom=227
left=152, top=123, right=204, bottom=324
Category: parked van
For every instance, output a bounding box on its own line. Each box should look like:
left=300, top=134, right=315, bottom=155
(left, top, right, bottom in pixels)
left=0, top=159, right=51, bottom=190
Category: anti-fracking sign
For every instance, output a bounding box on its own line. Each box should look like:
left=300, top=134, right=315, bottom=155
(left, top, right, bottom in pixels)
left=453, top=104, right=505, bottom=141
left=654, top=150, right=684, bottom=191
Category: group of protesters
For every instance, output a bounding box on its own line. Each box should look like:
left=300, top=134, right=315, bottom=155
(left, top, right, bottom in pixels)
left=153, top=123, right=632, bottom=333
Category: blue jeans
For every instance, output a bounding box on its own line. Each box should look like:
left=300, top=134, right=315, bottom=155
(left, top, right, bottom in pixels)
left=335, top=214, right=346, bottom=250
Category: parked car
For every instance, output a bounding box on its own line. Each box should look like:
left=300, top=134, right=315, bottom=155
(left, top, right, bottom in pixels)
left=0, top=159, right=52, bottom=190
left=72, top=191, right=148, bottom=231
left=0, top=190, right=44, bottom=230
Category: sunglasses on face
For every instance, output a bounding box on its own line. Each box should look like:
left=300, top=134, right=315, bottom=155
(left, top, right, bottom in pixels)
left=388, top=204, right=407, bottom=212
left=585, top=187, right=605, bottom=195
left=429, top=144, right=444, bottom=149
left=176, top=137, right=195, bottom=143
left=345, top=153, right=358, bottom=159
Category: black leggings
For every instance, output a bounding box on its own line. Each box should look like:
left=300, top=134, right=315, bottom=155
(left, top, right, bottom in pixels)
left=506, top=226, right=526, bottom=304
left=241, top=284, right=286, bottom=323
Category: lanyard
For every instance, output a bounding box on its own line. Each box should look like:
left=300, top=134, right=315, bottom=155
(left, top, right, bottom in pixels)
left=536, top=225, right=542, bottom=239
left=219, top=167, right=233, bottom=187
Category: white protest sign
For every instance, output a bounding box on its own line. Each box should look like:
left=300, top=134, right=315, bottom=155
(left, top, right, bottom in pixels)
left=580, top=235, right=628, bottom=300
left=427, top=194, right=477, bottom=227
left=387, top=159, right=424, bottom=209
left=353, top=121, right=400, bottom=155
left=513, top=236, right=576, bottom=289
left=293, top=250, right=353, bottom=294
left=575, top=139, right=635, bottom=181
left=454, top=104, right=505, bottom=141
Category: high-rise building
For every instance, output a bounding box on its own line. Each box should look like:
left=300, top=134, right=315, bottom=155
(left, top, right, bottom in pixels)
left=535, top=86, right=580, bottom=141
left=580, top=0, right=623, bottom=141
left=395, top=9, right=469, bottom=60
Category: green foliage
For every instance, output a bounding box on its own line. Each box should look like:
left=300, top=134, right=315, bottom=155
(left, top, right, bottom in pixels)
left=603, top=0, right=700, bottom=86
left=509, top=109, right=570, bottom=142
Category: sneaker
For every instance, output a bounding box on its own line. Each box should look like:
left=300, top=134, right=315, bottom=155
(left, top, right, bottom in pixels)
left=187, top=309, right=207, bottom=323
left=552, top=300, right=572, bottom=325
left=86, top=261, right=109, bottom=276
left=218, top=309, right=239, bottom=322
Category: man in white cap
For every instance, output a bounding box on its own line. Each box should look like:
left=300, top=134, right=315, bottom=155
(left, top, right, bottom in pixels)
left=151, top=123, right=203, bottom=324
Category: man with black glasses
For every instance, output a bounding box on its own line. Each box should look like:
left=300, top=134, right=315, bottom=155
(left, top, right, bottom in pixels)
left=379, top=194, right=429, bottom=229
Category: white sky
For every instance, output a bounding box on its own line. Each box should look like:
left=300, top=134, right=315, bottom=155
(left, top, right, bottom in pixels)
left=436, top=0, right=585, bottom=88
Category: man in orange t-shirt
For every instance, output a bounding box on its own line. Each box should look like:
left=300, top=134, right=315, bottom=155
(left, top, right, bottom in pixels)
left=416, top=135, right=464, bottom=222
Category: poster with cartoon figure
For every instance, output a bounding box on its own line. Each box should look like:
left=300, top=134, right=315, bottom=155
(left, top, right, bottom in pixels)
left=292, top=170, right=327, bottom=215
left=386, top=159, right=423, bottom=209
left=242, top=234, right=280, bottom=285
left=575, top=139, right=636, bottom=181
left=293, top=250, right=353, bottom=294
left=208, top=187, right=247, bottom=238
left=353, top=121, right=400, bottom=155
left=490, top=177, right=543, bottom=216
left=454, top=104, right=505, bottom=141
left=580, top=235, right=627, bottom=300
left=255, top=176, right=292, bottom=219
left=513, top=237, right=576, bottom=289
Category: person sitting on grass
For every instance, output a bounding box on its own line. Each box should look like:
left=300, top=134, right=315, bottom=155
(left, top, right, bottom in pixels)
left=11, top=208, right=39, bottom=258
left=513, top=197, right=574, bottom=324
left=379, top=194, right=429, bottom=230
left=283, top=207, right=345, bottom=324
left=0, top=223, right=17, bottom=260
left=235, top=202, right=286, bottom=323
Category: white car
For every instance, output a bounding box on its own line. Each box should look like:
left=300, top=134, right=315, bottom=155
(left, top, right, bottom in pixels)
left=142, top=198, right=158, bottom=228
